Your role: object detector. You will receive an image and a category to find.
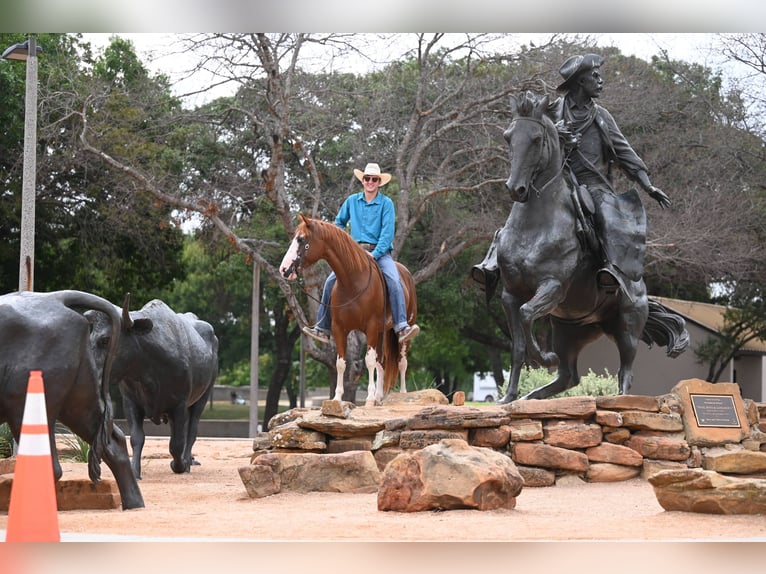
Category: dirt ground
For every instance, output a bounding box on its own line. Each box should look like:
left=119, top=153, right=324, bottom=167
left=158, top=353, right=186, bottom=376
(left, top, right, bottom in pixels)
left=3, top=436, right=765, bottom=544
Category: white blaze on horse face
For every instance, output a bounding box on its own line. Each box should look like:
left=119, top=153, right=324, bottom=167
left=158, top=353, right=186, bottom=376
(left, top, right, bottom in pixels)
left=279, top=237, right=301, bottom=280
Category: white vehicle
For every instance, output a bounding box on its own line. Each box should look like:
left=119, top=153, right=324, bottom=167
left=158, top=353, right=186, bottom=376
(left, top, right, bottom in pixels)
left=472, top=372, right=506, bottom=403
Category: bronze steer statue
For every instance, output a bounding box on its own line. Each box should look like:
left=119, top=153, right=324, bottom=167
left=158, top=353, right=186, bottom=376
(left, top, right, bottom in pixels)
left=86, top=295, right=218, bottom=479
left=0, top=290, right=145, bottom=510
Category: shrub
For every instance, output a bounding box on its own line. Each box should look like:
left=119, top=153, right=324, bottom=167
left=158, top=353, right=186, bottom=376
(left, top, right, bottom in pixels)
left=503, top=367, right=618, bottom=398
left=0, top=423, right=12, bottom=458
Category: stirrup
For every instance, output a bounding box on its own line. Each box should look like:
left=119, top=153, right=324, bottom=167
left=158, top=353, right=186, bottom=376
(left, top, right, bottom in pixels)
left=302, top=325, right=331, bottom=344
left=597, top=267, right=621, bottom=295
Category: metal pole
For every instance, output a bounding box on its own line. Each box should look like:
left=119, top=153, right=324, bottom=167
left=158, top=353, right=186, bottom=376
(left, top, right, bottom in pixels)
left=248, top=262, right=261, bottom=437
left=19, top=36, right=37, bottom=292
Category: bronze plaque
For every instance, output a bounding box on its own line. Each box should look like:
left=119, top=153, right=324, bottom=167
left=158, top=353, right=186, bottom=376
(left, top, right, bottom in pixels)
left=689, top=394, right=741, bottom=428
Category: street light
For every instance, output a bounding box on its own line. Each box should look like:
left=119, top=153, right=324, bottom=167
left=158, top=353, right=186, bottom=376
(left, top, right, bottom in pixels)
left=2, top=36, right=42, bottom=292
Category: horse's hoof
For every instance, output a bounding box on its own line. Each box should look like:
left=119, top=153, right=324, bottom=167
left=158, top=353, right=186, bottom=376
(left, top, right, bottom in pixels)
left=496, top=395, right=516, bottom=405
left=365, top=400, right=376, bottom=407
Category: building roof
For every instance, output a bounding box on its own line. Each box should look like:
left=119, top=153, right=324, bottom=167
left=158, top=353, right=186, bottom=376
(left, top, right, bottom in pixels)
left=653, top=296, right=766, bottom=354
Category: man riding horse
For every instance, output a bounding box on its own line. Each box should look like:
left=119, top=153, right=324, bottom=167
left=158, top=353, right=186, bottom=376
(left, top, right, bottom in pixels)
left=472, top=53, right=671, bottom=296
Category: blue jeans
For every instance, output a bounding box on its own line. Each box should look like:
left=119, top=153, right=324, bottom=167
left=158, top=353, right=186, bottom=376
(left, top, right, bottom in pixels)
left=316, top=252, right=409, bottom=333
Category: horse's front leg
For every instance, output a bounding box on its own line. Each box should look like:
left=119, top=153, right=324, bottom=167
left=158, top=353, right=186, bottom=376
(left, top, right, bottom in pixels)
left=334, top=354, right=346, bottom=401
left=364, top=346, right=379, bottom=406
left=520, top=279, right=565, bottom=368
left=498, top=288, right=525, bottom=404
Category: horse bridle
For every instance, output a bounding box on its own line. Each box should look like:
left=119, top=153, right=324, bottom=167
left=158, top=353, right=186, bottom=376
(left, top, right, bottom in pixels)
left=509, top=116, right=567, bottom=198
left=288, top=233, right=379, bottom=310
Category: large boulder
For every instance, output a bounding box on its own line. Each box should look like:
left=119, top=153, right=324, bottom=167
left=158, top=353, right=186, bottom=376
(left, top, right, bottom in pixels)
left=377, top=439, right=523, bottom=512
left=648, top=468, right=766, bottom=514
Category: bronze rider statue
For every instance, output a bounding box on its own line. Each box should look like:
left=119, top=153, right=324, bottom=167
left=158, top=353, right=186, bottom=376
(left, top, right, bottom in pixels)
left=471, top=53, right=671, bottom=298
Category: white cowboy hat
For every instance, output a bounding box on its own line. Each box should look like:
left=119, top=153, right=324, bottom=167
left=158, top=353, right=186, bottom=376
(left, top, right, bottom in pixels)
left=353, top=163, right=392, bottom=186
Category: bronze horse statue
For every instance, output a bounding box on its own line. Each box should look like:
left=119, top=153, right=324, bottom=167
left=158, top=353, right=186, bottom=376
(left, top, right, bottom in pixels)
left=279, top=214, right=418, bottom=405
left=496, top=91, right=688, bottom=403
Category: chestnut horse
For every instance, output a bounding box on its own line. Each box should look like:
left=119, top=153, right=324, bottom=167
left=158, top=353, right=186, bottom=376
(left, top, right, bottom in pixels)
left=279, top=214, right=417, bottom=405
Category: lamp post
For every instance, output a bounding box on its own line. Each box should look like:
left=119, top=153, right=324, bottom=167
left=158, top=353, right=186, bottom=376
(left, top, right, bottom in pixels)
left=2, top=36, right=42, bottom=292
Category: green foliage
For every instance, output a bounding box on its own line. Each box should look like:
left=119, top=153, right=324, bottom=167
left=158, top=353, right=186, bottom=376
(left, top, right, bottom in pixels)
left=55, top=424, right=90, bottom=463
left=0, top=423, right=13, bottom=459
left=694, top=284, right=766, bottom=382
left=502, top=367, right=619, bottom=398
left=216, top=360, right=253, bottom=387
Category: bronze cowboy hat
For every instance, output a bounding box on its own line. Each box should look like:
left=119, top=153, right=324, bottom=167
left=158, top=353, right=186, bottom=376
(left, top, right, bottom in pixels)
left=557, top=53, right=605, bottom=91
left=353, top=163, right=392, bottom=186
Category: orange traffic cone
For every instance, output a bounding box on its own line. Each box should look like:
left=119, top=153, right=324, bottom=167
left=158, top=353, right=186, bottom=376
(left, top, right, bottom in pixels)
left=5, top=370, right=60, bottom=542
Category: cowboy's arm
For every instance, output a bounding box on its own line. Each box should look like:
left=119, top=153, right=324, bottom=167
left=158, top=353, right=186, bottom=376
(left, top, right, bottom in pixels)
left=600, top=107, right=670, bottom=209
left=335, top=196, right=352, bottom=229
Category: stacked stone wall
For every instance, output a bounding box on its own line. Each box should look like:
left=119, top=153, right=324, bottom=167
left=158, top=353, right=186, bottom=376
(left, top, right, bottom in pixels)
left=258, top=389, right=766, bottom=487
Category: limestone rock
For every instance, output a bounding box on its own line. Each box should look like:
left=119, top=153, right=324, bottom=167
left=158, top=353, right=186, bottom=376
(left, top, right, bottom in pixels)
left=508, top=419, right=543, bottom=441
left=596, top=395, right=660, bottom=412
left=0, top=475, right=120, bottom=511
left=371, top=429, right=401, bottom=450
left=543, top=419, right=602, bottom=449
left=603, top=428, right=631, bottom=444
left=373, top=447, right=404, bottom=472
left=298, top=414, right=386, bottom=438
left=555, top=473, right=586, bottom=486
left=648, top=468, right=766, bottom=514
left=399, top=429, right=468, bottom=449
left=326, top=437, right=373, bottom=453
left=406, top=405, right=511, bottom=430
left=585, top=442, right=644, bottom=466
left=470, top=425, right=512, bottom=448
left=595, top=409, right=623, bottom=427
left=641, top=459, right=688, bottom=480
left=516, top=465, right=556, bottom=487
left=267, top=407, right=314, bottom=430
left=586, top=463, right=641, bottom=482
left=238, top=464, right=281, bottom=498
left=377, top=439, right=523, bottom=512
left=702, top=447, right=766, bottom=474
left=506, top=396, right=596, bottom=419
left=621, top=411, right=684, bottom=432
left=321, top=400, right=356, bottom=418
left=626, top=432, right=690, bottom=461
left=586, top=442, right=644, bottom=467
left=269, top=420, right=327, bottom=450
left=382, top=389, right=449, bottom=405
left=242, top=450, right=381, bottom=498
left=512, top=442, right=589, bottom=472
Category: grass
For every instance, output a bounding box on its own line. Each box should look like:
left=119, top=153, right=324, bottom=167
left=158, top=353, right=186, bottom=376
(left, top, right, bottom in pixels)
left=201, top=401, right=292, bottom=421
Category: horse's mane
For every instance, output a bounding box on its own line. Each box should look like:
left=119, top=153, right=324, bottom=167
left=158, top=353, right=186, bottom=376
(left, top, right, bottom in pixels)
left=300, top=217, right=371, bottom=272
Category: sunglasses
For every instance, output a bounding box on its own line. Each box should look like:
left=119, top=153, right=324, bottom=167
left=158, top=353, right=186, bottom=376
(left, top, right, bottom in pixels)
left=363, top=176, right=380, bottom=183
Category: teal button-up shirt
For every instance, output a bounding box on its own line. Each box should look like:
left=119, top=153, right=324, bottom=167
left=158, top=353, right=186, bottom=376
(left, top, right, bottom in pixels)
left=335, top=191, right=395, bottom=260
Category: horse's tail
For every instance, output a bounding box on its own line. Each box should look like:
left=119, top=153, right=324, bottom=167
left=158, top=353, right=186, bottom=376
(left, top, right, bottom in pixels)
left=641, top=299, right=690, bottom=358
left=383, top=328, right=400, bottom=395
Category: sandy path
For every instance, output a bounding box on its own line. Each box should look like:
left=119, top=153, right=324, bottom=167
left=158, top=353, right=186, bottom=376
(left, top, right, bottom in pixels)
left=3, top=436, right=764, bottom=543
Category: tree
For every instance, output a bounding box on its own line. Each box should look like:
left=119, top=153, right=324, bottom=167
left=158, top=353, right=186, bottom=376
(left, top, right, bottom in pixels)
left=37, top=33, right=766, bottom=408
left=1, top=33, right=187, bottom=301
left=695, top=285, right=766, bottom=382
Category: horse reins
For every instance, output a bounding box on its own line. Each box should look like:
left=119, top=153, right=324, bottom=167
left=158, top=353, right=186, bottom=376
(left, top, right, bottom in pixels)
left=511, top=116, right=567, bottom=198
left=290, top=235, right=379, bottom=311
